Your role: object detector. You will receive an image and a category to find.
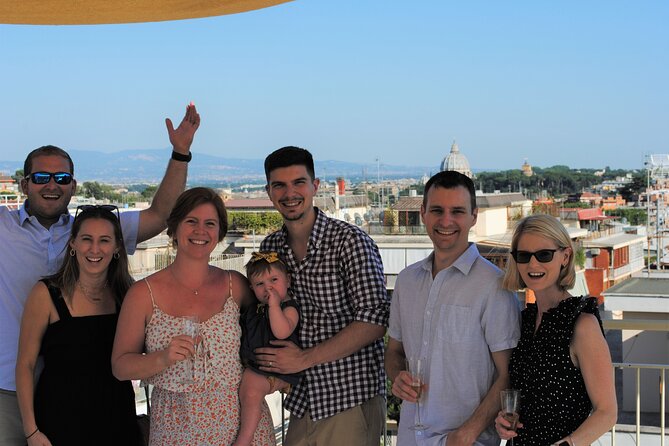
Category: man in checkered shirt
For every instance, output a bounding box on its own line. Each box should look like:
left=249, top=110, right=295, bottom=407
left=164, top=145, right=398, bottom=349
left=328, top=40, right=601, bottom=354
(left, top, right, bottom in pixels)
left=254, top=146, right=389, bottom=445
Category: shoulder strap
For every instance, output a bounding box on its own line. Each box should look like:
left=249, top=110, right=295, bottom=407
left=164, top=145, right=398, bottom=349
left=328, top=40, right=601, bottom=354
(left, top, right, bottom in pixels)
left=42, top=279, right=72, bottom=320
left=144, top=278, right=157, bottom=308
left=228, top=270, right=233, bottom=299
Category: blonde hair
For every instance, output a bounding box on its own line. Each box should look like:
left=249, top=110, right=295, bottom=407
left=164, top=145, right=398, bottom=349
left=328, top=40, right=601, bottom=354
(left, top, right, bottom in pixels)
left=502, top=214, right=576, bottom=291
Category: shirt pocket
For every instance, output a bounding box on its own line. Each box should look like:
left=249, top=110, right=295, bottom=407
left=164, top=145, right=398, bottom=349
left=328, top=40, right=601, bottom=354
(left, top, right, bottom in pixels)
left=437, top=304, right=472, bottom=343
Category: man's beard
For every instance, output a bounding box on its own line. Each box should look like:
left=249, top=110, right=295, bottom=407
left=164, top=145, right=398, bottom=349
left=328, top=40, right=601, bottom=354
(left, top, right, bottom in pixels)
left=282, top=211, right=305, bottom=222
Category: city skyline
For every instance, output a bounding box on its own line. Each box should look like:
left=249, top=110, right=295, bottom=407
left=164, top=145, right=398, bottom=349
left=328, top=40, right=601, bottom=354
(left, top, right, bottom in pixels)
left=1, top=1, right=667, bottom=171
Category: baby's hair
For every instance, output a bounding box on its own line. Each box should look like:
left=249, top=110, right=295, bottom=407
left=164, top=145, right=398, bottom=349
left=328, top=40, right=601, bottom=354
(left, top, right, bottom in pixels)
left=245, top=251, right=289, bottom=280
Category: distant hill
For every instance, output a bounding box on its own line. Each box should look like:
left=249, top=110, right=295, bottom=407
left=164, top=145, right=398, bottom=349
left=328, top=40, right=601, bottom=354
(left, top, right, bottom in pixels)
left=0, top=149, right=439, bottom=185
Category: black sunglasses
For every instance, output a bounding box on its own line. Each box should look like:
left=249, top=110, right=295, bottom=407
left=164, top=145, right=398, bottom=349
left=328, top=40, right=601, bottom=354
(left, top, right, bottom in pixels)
left=27, top=171, right=74, bottom=185
left=510, top=249, right=562, bottom=264
left=74, top=205, right=120, bottom=221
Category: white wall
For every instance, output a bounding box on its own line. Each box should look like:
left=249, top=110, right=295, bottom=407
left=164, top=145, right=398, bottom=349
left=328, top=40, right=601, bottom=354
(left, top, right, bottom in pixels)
left=475, top=207, right=508, bottom=237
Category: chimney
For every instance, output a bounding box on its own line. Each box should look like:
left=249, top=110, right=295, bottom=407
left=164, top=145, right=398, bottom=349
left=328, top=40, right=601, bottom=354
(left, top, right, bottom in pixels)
left=337, top=177, right=345, bottom=196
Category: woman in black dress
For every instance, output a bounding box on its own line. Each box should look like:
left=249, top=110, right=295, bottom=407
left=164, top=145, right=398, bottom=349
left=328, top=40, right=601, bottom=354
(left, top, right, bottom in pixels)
left=495, top=214, right=616, bottom=445
left=16, top=205, right=140, bottom=446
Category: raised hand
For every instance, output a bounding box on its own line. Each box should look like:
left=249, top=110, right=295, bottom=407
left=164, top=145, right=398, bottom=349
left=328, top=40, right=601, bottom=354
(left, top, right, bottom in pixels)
left=165, top=102, right=200, bottom=155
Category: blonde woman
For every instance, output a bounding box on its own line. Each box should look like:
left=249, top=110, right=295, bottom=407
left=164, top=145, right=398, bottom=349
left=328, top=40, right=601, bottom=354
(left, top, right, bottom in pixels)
left=495, top=214, right=616, bottom=445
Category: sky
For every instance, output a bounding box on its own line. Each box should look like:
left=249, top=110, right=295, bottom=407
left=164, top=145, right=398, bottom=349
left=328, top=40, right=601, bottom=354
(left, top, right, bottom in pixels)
left=1, top=1, right=667, bottom=172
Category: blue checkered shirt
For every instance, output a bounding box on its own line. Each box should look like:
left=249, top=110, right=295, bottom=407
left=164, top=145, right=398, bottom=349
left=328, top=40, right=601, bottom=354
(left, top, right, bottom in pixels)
left=261, top=207, right=389, bottom=420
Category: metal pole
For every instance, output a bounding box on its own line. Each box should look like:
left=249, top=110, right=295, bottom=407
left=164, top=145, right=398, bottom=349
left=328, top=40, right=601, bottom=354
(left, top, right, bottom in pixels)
left=636, top=368, right=641, bottom=445
left=281, top=392, right=285, bottom=444
left=611, top=366, right=616, bottom=446
left=661, top=369, right=666, bottom=446
left=647, top=157, right=652, bottom=277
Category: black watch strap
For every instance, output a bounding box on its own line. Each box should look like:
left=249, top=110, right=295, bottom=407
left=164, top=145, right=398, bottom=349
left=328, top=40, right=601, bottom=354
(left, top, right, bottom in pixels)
left=171, top=150, right=192, bottom=163
left=558, top=442, right=570, bottom=446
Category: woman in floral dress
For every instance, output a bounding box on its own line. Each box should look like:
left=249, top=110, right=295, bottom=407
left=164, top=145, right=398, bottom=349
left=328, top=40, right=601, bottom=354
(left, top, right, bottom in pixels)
left=112, top=187, right=275, bottom=445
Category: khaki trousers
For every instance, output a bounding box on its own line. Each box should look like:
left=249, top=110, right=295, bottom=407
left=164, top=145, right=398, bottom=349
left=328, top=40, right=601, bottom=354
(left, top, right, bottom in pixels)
left=0, top=388, right=24, bottom=446
left=284, top=395, right=385, bottom=446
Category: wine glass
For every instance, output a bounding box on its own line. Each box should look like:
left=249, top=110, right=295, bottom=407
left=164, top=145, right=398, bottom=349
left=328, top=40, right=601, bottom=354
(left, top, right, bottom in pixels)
left=179, top=315, right=200, bottom=384
left=405, top=357, right=428, bottom=431
left=500, top=389, right=520, bottom=445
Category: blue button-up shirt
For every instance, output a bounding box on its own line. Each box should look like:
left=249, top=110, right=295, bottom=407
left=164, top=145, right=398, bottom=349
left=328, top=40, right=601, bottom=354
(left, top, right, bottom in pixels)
left=389, top=243, right=521, bottom=446
left=0, top=202, right=139, bottom=391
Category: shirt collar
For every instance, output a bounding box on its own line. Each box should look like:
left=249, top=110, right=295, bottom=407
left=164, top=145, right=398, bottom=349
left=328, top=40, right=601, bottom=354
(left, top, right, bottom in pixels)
left=278, top=206, right=328, bottom=251
left=421, top=242, right=480, bottom=276
left=19, top=200, right=72, bottom=227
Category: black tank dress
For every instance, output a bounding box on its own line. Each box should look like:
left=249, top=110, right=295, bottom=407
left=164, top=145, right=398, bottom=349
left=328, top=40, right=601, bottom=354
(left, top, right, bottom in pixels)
left=509, top=295, right=604, bottom=445
left=239, top=297, right=303, bottom=386
left=33, top=280, right=140, bottom=446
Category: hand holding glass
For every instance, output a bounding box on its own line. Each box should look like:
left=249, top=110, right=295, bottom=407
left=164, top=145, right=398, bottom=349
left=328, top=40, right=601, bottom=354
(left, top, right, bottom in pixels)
left=179, top=316, right=200, bottom=384
left=500, top=389, right=520, bottom=445
left=406, top=357, right=428, bottom=431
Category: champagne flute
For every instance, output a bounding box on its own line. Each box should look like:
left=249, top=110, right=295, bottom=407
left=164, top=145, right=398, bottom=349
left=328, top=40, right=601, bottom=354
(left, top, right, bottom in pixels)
left=406, top=357, right=428, bottom=431
left=179, top=315, right=200, bottom=384
left=500, top=389, right=520, bottom=445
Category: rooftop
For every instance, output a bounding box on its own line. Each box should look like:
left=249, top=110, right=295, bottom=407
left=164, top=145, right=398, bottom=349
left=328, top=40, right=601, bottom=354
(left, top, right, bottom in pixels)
left=604, top=277, right=669, bottom=297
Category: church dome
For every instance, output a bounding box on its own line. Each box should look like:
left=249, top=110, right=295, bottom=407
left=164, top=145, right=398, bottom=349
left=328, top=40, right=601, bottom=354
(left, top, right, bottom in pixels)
left=521, top=158, right=533, bottom=177
left=440, top=141, right=473, bottom=178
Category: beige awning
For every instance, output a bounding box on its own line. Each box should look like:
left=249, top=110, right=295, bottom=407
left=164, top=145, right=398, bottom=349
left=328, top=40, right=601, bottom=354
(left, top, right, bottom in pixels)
left=0, top=0, right=292, bottom=25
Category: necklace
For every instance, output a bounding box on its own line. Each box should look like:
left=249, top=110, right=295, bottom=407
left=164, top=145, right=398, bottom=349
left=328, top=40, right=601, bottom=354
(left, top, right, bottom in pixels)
left=169, top=266, right=204, bottom=295
left=77, top=281, right=108, bottom=303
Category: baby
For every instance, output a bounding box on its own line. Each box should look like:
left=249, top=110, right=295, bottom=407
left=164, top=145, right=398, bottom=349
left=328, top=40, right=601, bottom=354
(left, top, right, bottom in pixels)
left=235, top=251, right=302, bottom=446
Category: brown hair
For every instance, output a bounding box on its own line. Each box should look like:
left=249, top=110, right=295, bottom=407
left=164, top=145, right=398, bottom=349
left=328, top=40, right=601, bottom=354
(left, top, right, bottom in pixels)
left=423, top=170, right=477, bottom=212
left=45, top=207, right=133, bottom=306
left=245, top=251, right=289, bottom=280
left=24, top=145, right=74, bottom=175
left=264, top=146, right=315, bottom=182
left=166, top=187, right=228, bottom=246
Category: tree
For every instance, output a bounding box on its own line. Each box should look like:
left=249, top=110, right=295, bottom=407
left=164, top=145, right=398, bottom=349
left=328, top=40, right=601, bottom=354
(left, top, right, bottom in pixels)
left=607, top=208, right=647, bottom=226
left=81, top=181, right=104, bottom=199
left=619, top=173, right=645, bottom=203
left=228, top=211, right=283, bottom=234
left=141, top=185, right=158, bottom=201
left=12, top=169, right=24, bottom=183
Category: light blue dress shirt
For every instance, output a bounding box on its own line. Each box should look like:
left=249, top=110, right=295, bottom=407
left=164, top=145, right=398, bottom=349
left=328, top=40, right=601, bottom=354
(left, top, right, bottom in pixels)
left=389, top=243, right=521, bottom=446
left=0, top=202, right=139, bottom=391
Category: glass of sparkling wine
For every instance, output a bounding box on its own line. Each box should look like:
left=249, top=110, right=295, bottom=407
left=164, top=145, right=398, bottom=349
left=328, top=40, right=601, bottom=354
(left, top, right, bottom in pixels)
left=406, top=357, right=428, bottom=431
left=500, top=389, right=520, bottom=445
left=179, top=315, right=200, bottom=384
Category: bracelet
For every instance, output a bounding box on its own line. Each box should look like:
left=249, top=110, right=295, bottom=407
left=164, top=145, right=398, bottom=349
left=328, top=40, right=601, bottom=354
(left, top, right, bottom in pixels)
left=25, top=428, right=39, bottom=440
left=171, top=150, right=192, bottom=163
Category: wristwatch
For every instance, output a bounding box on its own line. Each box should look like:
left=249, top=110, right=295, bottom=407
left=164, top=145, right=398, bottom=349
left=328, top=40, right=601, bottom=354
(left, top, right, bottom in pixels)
left=171, top=150, right=192, bottom=163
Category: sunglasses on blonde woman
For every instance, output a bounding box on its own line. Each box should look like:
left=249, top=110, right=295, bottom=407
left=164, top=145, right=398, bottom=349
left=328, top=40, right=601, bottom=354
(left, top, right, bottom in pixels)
left=510, top=248, right=563, bottom=264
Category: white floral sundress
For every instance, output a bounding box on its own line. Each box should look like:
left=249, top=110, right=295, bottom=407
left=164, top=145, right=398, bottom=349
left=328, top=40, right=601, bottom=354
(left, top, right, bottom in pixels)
left=143, top=275, right=275, bottom=446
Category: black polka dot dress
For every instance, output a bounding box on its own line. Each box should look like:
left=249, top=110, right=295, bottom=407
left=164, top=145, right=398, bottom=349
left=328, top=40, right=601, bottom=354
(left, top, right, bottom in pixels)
left=509, top=295, right=604, bottom=445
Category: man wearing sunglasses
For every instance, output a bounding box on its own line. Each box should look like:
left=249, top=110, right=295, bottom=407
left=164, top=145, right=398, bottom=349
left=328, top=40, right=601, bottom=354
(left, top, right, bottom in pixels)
left=385, top=170, right=521, bottom=446
left=0, top=104, right=200, bottom=445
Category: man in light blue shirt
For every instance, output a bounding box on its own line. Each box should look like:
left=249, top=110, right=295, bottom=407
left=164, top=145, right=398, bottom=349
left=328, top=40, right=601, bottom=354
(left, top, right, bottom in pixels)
left=0, top=104, right=200, bottom=445
left=385, top=171, right=521, bottom=446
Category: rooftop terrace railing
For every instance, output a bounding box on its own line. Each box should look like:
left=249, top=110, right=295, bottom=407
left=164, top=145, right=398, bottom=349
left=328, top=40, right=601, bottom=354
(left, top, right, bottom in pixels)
left=609, top=362, right=667, bottom=446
